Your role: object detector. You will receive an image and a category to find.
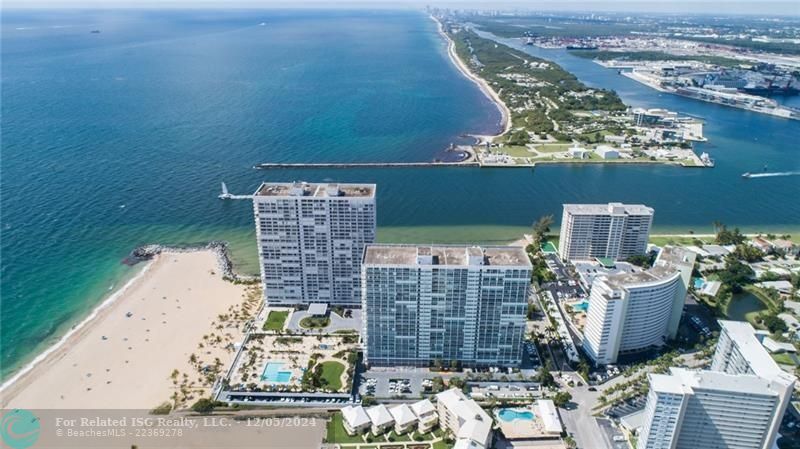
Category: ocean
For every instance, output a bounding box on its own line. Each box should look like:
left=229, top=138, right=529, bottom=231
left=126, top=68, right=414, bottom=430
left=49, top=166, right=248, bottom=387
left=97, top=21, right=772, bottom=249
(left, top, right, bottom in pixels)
left=1, top=9, right=799, bottom=380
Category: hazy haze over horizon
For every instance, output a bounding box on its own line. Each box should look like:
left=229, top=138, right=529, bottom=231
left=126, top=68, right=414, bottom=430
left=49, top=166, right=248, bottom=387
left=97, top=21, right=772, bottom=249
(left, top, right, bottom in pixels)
left=3, top=0, right=800, bottom=16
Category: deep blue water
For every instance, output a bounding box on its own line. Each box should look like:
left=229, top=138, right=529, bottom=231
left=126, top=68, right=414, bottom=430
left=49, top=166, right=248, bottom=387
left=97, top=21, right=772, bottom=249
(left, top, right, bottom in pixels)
left=1, top=9, right=799, bottom=380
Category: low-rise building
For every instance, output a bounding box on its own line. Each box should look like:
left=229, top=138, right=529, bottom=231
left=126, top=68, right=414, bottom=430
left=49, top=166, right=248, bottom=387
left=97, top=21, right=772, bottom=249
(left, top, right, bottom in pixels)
left=341, top=405, right=371, bottom=435
left=366, top=404, right=395, bottom=435
left=411, top=399, right=439, bottom=433
left=772, top=239, right=798, bottom=256
left=751, top=237, right=774, bottom=254
left=594, top=145, right=619, bottom=159
left=389, top=403, right=418, bottom=435
left=537, top=399, right=563, bottom=435
left=757, top=280, right=794, bottom=296
left=568, top=146, right=590, bottom=159
left=436, top=388, right=493, bottom=448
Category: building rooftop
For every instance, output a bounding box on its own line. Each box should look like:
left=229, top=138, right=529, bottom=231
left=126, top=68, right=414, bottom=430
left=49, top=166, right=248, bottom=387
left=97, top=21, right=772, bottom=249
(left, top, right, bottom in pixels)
left=366, top=404, right=394, bottom=427
left=307, top=303, right=328, bottom=316
left=537, top=400, right=563, bottom=434
left=718, top=320, right=795, bottom=385
left=563, top=202, right=653, bottom=216
left=602, top=269, right=673, bottom=289
left=658, top=367, right=783, bottom=396
left=254, top=181, right=375, bottom=198
left=436, top=388, right=492, bottom=446
left=653, top=246, right=696, bottom=271
left=596, top=246, right=695, bottom=292
left=363, top=245, right=531, bottom=268
left=389, top=404, right=418, bottom=426
left=410, top=399, right=436, bottom=418
left=575, top=260, right=640, bottom=288
left=342, top=405, right=371, bottom=428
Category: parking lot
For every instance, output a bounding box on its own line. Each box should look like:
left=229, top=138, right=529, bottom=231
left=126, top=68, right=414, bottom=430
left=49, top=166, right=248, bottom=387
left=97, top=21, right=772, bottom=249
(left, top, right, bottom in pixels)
left=358, top=369, right=437, bottom=398
left=541, top=254, right=586, bottom=302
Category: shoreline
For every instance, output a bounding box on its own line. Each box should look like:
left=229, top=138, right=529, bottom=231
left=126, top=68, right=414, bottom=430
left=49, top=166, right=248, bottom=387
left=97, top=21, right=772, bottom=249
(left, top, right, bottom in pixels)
left=431, top=14, right=512, bottom=142
left=0, top=242, right=255, bottom=392
left=1, top=247, right=252, bottom=410
left=0, top=259, right=155, bottom=394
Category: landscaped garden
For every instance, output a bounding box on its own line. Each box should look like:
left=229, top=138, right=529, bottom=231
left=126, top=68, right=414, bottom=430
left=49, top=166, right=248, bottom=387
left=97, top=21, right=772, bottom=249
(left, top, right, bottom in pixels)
left=300, top=315, right=330, bottom=329
left=318, top=361, right=345, bottom=390
left=262, top=310, right=290, bottom=331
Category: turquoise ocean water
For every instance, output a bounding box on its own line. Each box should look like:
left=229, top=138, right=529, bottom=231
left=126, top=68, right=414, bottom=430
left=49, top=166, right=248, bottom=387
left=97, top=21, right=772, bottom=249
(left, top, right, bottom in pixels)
left=2, top=9, right=799, bottom=380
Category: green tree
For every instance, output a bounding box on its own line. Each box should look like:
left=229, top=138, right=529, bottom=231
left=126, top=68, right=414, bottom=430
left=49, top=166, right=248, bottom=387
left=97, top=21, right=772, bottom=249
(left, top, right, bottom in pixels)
left=536, top=364, right=557, bottom=388
left=626, top=253, right=655, bottom=268
left=715, top=224, right=746, bottom=245
left=191, top=398, right=218, bottom=414
left=532, top=215, right=554, bottom=244
left=553, top=391, right=573, bottom=407
left=718, top=256, right=755, bottom=291
left=732, top=244, right=764, bottom=263
left=527, top=303, right=538, bottom=319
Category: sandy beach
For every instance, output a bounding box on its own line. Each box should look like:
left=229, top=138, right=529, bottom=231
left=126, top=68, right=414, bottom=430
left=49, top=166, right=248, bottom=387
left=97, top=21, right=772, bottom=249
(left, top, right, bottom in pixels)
left=431, top=15, right=512, bottom=141
left=1, top=250, right=250, bottom=410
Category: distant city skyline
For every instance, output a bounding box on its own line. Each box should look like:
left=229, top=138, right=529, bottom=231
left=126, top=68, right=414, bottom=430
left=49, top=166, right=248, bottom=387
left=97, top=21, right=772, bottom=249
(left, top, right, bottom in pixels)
left=4, top=0, right=800, bottom=17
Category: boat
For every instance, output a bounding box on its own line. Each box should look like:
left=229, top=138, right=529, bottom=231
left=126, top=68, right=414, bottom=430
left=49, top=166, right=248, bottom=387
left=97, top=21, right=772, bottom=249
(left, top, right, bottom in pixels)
left=90, top=30, right=101, bottom=34
left=742, top=172, right=751, bottom=178
left=566, top=45, right=598, bottom=50
left=700, top=152, right=715, bottom=167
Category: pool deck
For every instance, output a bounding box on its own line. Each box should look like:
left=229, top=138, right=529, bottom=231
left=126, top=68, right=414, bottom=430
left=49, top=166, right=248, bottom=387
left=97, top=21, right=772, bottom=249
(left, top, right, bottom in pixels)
left=496, top=407, right=552, bottom=440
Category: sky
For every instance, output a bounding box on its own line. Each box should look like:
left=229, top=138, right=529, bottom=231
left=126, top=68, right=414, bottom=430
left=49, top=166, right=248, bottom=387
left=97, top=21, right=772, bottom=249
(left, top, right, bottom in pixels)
left=2, top=0, right=799, bottom=16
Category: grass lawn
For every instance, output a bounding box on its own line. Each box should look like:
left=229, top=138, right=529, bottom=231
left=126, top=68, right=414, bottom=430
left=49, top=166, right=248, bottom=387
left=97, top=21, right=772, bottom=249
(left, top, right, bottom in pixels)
left=433, top=441, right=453, bottom=449
left=319, top=361, right=345, bottom=390
left=536, top=143, right=572, bottom=153
left=410, top=430, right=437, bottom=441
left=649, top=235, right=712, bottom=247
left=262, top=310, right=289, bottom=331
left=499, top=145, right=534, bottom=157
left=387, top=431, right=412, bottom=442
left=772, top=352, right=798, bottom=366
left=325, top=413, right=365, bottom=444
left=300, top=315, right=331, bottom=329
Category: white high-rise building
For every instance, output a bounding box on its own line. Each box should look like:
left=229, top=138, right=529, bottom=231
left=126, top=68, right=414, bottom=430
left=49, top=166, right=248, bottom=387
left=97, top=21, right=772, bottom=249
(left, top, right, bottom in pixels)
left=253, top=181, right=376, bottom=306
left=639, top=367, right=791, bottom=449
left=639, top=321, right=796, bottom=449
left=582, top=247, right=695, bottom=364
left=558, top=203, right=654, bottom=262
left=711, top=320, right=796, bottom=446
left=361, top=245, right=532, bottom=367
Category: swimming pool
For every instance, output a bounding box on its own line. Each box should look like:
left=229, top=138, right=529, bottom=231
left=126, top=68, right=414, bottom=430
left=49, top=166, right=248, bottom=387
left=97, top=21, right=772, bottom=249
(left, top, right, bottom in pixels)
left=261, top=361, right=293, bottom=383
left=693, top=277, right=706, bottom=289
left=498, top=409, right=535, bottom=422
left=570, top=301, right=589, bottom=312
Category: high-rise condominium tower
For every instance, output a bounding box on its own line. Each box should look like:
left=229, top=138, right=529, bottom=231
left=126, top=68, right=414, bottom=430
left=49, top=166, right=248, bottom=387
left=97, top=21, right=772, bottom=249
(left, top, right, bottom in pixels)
left=253, top=181, right=376, bottom=306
